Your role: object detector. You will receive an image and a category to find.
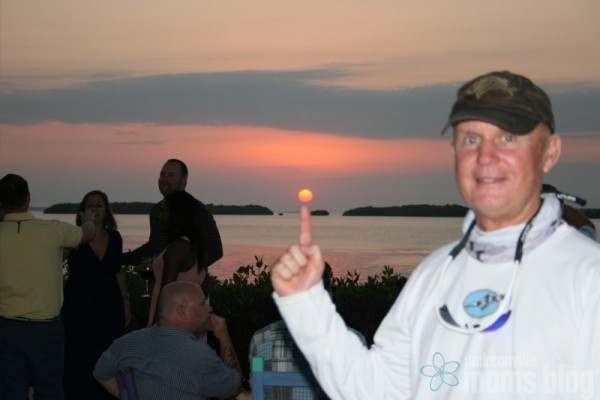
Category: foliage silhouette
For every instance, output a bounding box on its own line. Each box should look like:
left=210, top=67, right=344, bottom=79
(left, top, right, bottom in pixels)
left=123, top=257, right=407, bottom=381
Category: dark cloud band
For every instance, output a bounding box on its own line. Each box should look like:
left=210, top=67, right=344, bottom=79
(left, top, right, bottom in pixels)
left=1, top=69, right=599, bottom=137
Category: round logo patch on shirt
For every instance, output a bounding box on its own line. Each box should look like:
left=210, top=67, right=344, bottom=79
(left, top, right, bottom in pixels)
left=463, top=289, right=504, bottom=319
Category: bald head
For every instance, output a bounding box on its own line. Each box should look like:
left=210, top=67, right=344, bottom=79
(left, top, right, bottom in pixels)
left=157, top=282, right=211, bottom=334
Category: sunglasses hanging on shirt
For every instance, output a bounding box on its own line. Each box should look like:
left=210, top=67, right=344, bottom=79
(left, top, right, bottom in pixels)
left=435, top=201, right=543, bottom=334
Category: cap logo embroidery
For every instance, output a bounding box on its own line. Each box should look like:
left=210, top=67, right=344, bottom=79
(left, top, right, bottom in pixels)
left=466, top=76, right=516, bottom=99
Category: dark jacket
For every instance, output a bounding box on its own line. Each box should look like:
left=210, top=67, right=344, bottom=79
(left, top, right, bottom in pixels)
left=122, top=199, right=223, bottom=267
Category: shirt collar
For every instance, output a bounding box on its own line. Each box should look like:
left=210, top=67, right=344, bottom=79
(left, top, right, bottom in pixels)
left=153, top=326, right=198, bottom=341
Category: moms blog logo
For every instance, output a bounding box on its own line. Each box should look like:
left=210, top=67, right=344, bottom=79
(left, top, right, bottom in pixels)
left=420, top=352, right=460, bottom=391
left=461, top=355, right=599, bottom=399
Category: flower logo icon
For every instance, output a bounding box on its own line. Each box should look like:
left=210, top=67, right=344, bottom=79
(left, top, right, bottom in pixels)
left=420, top=352, right=460, bottom=391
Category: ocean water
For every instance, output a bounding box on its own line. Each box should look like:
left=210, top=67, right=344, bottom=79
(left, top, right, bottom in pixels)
left=32, top=212, right=598, bottom=279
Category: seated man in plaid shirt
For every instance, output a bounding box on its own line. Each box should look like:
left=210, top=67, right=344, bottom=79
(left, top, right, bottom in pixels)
left=249, top=264, right=366, bottom=400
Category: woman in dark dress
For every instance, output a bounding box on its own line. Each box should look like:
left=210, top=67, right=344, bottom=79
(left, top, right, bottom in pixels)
left=62, top=190, right=130, bottom=400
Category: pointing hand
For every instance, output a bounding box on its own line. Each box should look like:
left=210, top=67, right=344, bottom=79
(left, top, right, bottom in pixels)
left=271, top=205, right=325, bottom=297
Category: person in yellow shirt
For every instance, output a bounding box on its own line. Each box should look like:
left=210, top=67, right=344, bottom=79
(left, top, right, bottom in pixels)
left=0, top=174, right=95, bottom=400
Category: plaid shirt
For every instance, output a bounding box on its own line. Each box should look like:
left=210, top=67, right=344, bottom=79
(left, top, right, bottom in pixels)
left=249, top=320, right=366, bottom=400
left=94, top=326, right=241, bottom=400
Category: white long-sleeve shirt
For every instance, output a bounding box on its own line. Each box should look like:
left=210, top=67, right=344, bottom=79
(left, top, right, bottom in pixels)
left=274, top=224, right=600, bottom=399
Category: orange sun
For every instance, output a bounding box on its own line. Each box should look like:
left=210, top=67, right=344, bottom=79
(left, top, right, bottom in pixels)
left=298, top=188, right=314, bottom=203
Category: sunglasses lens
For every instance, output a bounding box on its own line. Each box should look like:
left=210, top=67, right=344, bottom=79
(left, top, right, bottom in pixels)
left=439, top=305, right=460, bottom=327
left=482, top=310, right=511, bottom=332
left=438, top=306, right=511, bottom=333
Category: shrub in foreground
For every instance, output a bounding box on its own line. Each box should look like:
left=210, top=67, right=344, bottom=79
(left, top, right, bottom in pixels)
left=125, top=258, right=408, bottom=380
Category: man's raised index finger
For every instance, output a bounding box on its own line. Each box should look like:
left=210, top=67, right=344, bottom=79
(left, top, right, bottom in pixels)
left=299, top=205, right=312, bottom=247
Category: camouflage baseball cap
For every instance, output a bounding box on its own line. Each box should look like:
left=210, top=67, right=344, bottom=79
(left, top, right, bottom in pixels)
left=442, top=70, right=555, bottom=135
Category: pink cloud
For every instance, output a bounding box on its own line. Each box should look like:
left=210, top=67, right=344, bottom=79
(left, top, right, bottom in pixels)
left=0, top=122, right=454, bottom=176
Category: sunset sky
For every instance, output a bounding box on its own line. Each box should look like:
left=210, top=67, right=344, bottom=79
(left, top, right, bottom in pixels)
left=1, top=0, right=600, bottom=212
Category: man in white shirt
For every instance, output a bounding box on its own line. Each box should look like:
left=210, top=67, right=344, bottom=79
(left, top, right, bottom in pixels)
left=270, top=71, right=600, bottom=399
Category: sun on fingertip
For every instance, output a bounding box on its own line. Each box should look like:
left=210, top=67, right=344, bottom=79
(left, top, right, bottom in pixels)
left=298, top=188, right=313, bottom=203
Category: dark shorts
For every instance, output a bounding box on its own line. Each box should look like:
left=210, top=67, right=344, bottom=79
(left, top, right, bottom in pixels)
left=0, top=316, right=65, bottom=400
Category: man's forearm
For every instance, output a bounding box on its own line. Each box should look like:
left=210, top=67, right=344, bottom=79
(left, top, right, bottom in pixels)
left=217, top=332, right=241, bottom=372
left=122, top=241, right=153, bottom=266
left=97, top=377, right=120, bottom=398
left=217, top=333, right=242, bottom=397
left=123, top=203, right=163, bottom=266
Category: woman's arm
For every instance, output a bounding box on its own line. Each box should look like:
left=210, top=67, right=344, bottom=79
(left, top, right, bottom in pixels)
left=113, top=231, right=130, bottom=328
left=116, top=271, right=131, bottom=328
left=147, top=256, right=163, bottom=326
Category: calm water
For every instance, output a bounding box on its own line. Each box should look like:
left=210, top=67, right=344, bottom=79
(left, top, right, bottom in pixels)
left=32, top=212, right=599, bottom=279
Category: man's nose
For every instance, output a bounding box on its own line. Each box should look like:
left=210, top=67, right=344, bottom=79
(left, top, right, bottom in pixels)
left=477, top=140, right=498, bottom=164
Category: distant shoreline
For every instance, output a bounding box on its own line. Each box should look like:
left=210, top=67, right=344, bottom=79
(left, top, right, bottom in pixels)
left=43, top=202, right=274, bottom=216
left=342, top=204, right=600, bottom=218
left=36, top=203, right=600, bottom=218
left=343, top=204, right=469, bottom=217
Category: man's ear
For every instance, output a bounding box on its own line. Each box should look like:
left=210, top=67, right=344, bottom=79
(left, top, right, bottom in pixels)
left=542, top=133, right=562, bottom=174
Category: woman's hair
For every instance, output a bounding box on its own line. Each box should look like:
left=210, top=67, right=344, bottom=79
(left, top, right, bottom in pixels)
left=76, top=190, right=118, bottom=231
left=161, top=191, right=210, bottom=284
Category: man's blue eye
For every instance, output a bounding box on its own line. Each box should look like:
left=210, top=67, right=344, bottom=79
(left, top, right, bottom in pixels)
left=503, top=134, right=514, bottom=143
left=466, top=136, right=478, bottom=144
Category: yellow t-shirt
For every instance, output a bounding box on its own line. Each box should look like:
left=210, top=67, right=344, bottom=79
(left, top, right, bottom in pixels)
left=0, top=212, right=82, bottom=319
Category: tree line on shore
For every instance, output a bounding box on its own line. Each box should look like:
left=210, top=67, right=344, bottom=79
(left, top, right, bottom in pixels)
left=45, top=202, right=274, bottom=215
left=44, top=202, right=600, bottom=218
